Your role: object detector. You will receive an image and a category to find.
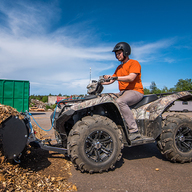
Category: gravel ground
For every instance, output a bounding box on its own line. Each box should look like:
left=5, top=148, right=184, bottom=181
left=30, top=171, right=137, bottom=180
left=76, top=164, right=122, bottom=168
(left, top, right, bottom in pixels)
left=30, top=111, right=192, bottom=192
left=0, top=109, right=77, bottom=192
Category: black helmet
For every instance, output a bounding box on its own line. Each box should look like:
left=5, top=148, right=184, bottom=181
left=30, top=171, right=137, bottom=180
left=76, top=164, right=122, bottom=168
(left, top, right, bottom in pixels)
left=112, top=42, right=131, bottom=57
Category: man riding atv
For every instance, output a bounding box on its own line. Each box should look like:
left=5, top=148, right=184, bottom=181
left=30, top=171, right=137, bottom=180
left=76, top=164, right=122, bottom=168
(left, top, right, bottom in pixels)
left=102, top=42, right=144, bottom=140
left=1, top=42, right=192, bottom=174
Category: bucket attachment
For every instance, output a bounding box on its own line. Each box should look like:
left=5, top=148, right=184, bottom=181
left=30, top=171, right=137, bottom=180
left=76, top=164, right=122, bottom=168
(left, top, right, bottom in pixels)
left=0, top=116, right=28, bottom=160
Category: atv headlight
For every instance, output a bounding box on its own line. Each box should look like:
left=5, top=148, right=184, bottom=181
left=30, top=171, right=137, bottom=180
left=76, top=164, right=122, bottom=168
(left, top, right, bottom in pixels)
left=87, top=81, right=98, bottom=94
left=87, top=80, right=104, bottom=95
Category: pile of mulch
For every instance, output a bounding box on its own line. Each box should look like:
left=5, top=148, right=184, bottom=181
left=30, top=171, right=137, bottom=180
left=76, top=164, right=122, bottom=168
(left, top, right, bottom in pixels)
left=30, top=99, right=48, bottom=111
left=0, top=104, right=77, bottom=191
left=0, top=104, right=24, bottom=124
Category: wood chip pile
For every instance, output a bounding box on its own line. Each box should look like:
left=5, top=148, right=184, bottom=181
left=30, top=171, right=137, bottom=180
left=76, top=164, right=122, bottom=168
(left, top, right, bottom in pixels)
left=30, top=99, right=49, bottom=111
left=0, top=104, right=77, bottom=191
left=0, top=104, right=24, bottom=124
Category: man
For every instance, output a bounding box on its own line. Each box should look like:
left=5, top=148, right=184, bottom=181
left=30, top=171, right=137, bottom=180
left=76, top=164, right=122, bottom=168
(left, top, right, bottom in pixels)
left=102, top=42, right=144, bottom=140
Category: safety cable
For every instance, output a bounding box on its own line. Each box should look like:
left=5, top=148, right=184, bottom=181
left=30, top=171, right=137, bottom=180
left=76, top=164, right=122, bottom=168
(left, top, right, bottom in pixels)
left=28, top=102, right=59, bottom=132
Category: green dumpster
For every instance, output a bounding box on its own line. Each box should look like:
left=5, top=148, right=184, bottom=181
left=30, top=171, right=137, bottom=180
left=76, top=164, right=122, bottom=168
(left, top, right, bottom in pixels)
left=0, top=79, right=30, bottom=112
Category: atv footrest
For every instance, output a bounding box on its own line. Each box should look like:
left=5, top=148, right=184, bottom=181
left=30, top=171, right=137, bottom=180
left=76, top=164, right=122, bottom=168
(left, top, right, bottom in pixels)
left=39, top=143, right=68, bottom=155
left=130, top=136, right=155, bottom=146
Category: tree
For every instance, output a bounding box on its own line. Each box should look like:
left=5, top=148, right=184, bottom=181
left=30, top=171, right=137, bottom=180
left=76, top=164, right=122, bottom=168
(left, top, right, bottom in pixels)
left=168, top=87, right=175, bottom=93
left=150, top=81, right=161, bottom=94
left=161, top=86, right=169, bottom=93
left=174, top=79, right=192, bottom=92
left=144, top=88, right=150, bottom=95
left=42, top=96, right=48, bottom=103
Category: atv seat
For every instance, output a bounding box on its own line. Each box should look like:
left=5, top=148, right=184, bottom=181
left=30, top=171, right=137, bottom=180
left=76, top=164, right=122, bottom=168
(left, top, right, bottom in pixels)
left=131, top=94, right=158, bottom=109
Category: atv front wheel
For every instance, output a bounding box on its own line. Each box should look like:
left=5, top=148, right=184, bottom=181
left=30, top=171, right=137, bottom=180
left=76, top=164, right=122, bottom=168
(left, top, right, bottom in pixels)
left=157, top=114, right=192, bottom=163
left=67, top=115, right=124, bottom=173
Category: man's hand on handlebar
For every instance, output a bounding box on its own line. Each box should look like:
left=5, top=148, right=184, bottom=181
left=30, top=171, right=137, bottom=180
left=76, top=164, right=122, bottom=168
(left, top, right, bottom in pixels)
left=101, top=75, right=118, bottom=85
left=103, top=75, right=118, bottom=81
left=103, top=75, right=111, bottom=80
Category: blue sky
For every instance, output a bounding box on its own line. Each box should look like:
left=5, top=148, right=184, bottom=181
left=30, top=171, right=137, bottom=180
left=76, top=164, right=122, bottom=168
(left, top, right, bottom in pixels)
left=0, top=0, right=192, bottom=95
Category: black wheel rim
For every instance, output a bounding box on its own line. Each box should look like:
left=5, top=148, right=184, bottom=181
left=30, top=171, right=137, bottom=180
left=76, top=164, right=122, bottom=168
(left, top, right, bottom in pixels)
left=175, top=126, right=192, bottom=152
left=84, top=130, right=113, bottom=162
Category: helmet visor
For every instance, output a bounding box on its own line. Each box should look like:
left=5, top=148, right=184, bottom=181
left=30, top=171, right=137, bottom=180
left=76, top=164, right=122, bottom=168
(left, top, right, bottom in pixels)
left=112, top=45, right=123, bottom=52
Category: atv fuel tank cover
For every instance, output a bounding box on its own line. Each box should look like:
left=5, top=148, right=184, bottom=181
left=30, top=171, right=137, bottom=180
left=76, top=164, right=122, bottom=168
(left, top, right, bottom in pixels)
left=0, top=116, right=28, bottom=159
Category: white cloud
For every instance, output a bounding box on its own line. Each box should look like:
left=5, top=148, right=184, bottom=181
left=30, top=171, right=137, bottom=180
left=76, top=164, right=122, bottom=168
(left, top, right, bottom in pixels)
left=164, top=58, right=175, bottom=63
left=0, top=2, right=115, bottom=95
left=142, top=82, right=151, bottom=88
left=0, top=1, right=179, bottom=95
left=131, top=39, right=176, bottom=63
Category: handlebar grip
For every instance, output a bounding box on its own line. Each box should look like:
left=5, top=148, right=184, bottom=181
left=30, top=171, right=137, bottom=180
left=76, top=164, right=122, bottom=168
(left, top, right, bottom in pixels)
left=112, top=76, right=118, bottom=80
left=105, top=76, right=118, bottom=82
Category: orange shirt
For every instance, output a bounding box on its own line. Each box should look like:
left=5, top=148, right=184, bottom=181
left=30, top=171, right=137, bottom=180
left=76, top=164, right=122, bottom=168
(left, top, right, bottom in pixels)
left=113, top=59, right=144, bottom=94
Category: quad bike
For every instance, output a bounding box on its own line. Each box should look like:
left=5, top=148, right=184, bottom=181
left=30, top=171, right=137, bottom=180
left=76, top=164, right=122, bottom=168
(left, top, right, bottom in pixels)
left=0, top=76, right=192, bottom=173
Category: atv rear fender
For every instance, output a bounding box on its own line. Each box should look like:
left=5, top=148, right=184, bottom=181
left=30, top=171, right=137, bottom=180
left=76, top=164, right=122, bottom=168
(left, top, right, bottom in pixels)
left=132, top=91, right=192, bottom=121
left=131, top=91, right=192, bottom=140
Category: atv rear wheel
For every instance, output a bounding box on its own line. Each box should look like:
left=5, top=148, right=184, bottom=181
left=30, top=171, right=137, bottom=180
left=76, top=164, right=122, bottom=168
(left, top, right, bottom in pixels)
left=67, top=115, right=124, bottom=173
left=157, top=114, right=192, bottom=163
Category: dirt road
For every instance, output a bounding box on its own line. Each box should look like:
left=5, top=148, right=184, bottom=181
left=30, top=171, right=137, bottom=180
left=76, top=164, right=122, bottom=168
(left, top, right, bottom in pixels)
left=31, top=112, right=192, bottom=192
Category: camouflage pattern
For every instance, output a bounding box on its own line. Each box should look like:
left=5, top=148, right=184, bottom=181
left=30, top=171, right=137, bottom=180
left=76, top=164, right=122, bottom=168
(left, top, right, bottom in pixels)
left=61, top=91, right=192, bottom=121
left=58, top=93, right=120, bottom=115
left=69, top=93, right=119, bottom=111
left=132, top=91, right=192, bottom=120
left=87, top=82, right=98, bottom=94
left=87, top=80, right=104, bottom=95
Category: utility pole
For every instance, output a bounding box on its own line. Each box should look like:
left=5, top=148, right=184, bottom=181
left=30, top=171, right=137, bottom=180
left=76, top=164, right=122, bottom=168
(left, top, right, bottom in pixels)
left=90, top=67, right=92, bottom=83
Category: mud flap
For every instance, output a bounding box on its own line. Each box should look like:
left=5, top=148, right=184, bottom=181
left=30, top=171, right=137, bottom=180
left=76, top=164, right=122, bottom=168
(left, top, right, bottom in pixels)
left=0, top=116, right=28, bottom=159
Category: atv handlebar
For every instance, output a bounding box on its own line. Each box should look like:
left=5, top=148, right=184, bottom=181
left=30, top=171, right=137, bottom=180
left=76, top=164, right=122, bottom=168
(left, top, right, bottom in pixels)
left=99, top=76, right=118, bottom=83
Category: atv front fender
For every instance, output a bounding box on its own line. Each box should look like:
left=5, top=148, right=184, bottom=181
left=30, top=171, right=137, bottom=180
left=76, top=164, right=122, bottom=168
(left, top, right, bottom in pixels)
left=132, top=91, right=192, bottom=121
left=70, top=93, right=119, bottom=111
left=55, top=93, right=121, bottom=132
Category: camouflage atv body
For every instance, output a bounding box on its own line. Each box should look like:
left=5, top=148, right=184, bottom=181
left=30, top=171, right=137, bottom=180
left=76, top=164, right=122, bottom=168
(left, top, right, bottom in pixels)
left=52, top=82, right=192, bottom=173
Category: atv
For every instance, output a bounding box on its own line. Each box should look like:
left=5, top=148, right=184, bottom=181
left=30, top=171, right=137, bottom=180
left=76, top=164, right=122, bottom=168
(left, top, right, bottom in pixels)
left=50, top=76, right=192, bottom=173
left=1, top=76, right=192, bottom=173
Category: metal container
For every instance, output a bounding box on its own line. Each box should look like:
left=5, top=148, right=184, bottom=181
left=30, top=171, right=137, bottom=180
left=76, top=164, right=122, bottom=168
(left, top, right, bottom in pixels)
left=0, top=79, right=30, bottom=112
